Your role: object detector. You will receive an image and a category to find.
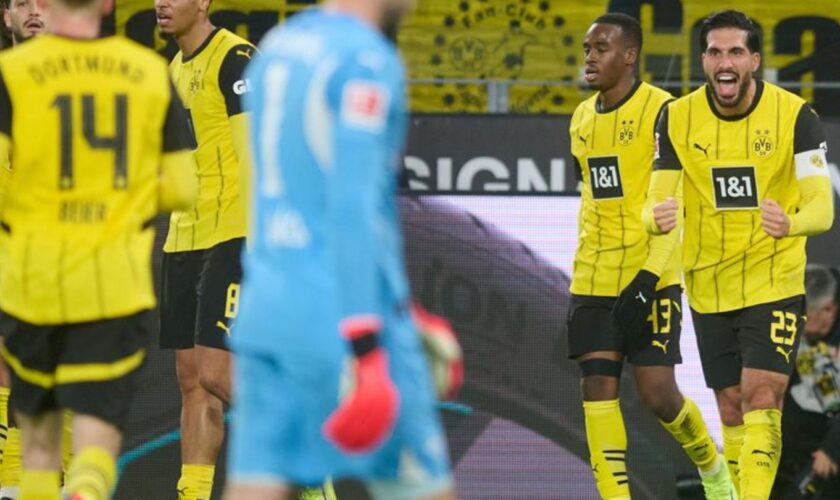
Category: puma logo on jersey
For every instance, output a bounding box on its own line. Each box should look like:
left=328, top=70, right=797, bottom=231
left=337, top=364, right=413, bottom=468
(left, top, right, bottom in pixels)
left=635, top=292, right=647, bottom=304
left=579, top=134, right=589, bottom=144
left=776, top=346, right=793, bottom=363
left=751, top=449, right=776, bottom=460
left=216, top=321, right=232, bottom=337
left=652, top=339, right=669, bottom=354
left=236, top=49, right=253, bottom=59
left=693, top=142, right=711, bottom=157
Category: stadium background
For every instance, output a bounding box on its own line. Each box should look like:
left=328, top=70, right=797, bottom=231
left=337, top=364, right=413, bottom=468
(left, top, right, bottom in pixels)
left=101, top=1, right=840, bottom=498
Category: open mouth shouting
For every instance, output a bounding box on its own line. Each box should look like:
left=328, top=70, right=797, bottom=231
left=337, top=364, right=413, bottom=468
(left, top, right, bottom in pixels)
left=714, top=71, right=740, bottom=102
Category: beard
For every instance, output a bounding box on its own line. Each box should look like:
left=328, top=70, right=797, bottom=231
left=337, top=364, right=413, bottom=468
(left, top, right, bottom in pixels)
left=706, top=71, right=752, bottom=109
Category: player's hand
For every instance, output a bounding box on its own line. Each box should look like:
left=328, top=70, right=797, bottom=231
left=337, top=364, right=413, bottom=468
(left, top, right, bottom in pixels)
left=323, top=319, right=399, bottom=453
left=612, top=270, right=658, bottom=335
left=412, top=304, right=464, bottom=400
left=812, top=449, right=839, bottom=478
left=653, top=197, right=679, bottom=234
left=761, top=199, right=791, bottom=239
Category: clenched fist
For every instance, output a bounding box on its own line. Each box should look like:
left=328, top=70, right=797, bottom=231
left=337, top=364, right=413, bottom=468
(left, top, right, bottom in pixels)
left=761, top=199, right=790, bottom=239
left=653, top=197, right=679, bottom=234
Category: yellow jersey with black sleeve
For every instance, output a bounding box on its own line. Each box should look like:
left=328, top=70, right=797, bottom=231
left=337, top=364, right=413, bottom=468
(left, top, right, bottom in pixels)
left=164, top=27, right=255, bottom=252
left=650, top=80, right=833, bottom=313
left=570, top=80, right=680, bottom=297
left=0, top=34, right=196, bottom=325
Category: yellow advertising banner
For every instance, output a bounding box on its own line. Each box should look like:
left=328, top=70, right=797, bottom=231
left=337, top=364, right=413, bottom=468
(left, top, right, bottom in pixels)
left=115, top=0, right=840, bottom=114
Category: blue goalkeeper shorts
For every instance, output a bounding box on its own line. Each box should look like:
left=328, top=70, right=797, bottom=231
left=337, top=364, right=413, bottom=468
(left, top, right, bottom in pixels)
left=227, top=309, right=452, bottom=492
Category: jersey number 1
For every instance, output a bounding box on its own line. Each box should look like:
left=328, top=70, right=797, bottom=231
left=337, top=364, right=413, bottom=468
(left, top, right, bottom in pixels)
left=52, top=94, right=128, bottom=190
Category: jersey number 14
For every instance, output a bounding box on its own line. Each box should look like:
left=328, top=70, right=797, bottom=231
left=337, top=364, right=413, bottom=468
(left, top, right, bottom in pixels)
left=52, top=93, right=128, bottom=190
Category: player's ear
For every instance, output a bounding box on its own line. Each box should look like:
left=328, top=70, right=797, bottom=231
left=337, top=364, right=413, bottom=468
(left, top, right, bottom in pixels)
left=199, top=0, right=211, bottom=15
left=3, top=6, right=9, bottom=31
left=625, top=45, right=639, bottom=66
left=750, top=51, right=761, bottom=73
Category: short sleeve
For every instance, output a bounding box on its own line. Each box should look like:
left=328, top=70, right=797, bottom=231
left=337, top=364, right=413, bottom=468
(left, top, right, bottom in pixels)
left=218, top=44, right=256, bottom=117
left=794, top=103, right=827, bottom=155
left=653, top=106, right=683, bottom=171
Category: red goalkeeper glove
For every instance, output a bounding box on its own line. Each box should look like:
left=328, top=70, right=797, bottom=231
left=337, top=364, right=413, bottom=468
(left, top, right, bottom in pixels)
left=412, top=304, right=464, bottom=400
left=323, top=315, right=400, bottom=453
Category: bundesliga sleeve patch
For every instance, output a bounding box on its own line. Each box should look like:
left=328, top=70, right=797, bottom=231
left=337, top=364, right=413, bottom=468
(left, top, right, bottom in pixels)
left=340, top=80, right=390, bottom=132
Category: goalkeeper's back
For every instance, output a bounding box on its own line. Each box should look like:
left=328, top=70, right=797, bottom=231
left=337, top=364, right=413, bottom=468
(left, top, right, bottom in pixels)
left=237, top=9, right=409, bottom=351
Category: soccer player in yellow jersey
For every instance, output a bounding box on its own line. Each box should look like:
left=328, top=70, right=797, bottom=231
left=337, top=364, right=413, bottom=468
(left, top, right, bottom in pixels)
left=0, top=1, right=47, bottom=497
left=647, top=10, right=834, bottom=500
left=568, top=14, right=734, bottom=500
left=0, top=0, right=197, bottom=499
left=154, top=0, right=254, bottom=498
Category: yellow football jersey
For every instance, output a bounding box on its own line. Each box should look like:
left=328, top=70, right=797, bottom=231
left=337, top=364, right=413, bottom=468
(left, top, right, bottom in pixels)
left=570, top=81, right=680, bottom=297
left=164, top=28, right=255, bottom=252
left=0, top=34, right=195, bottom=324
left=656, top=81, right=828, bottom=313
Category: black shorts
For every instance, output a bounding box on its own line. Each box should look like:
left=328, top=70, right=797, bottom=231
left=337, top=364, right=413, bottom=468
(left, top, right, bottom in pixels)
left=159, top=237, right=243, bottom=351
left=567, top=285, right=683, bottom=366
left=1, top=311, right=149, bottom=430
left=691, top=295, right=805, bottom=390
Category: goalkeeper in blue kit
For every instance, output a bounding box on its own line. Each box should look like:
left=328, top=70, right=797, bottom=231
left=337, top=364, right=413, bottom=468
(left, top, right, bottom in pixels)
left=223, top=1, right=458, bottom=499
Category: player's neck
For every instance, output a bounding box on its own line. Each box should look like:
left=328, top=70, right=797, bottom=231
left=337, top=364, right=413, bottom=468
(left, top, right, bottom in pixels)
left=176, top=20, right=216, bottom=59
left=325, top=0, right=382, bottom=32
left=47, top=5, right=101, bottom=39
left=598, top=77, right=637, bottom=111
left=713, top=78, right=758, bottom=118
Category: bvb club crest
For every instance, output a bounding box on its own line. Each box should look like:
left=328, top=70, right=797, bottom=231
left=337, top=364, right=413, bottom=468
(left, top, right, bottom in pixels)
left=752, top=129, right=774, bottom=157
left=189, top=69, right=203, bottom=95
left=618, top=119, right=635, bottom=146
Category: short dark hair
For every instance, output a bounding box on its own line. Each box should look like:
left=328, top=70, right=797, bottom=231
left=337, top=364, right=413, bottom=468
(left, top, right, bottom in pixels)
left=699, top=10, right=761, bottom=53
left=593, top=13, right=643, bottom=51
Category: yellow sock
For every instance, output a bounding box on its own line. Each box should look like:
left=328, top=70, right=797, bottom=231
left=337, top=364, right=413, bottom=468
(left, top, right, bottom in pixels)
left=659, top=396, right=717, bottom=472
left=0, top=387, right=9, bottom=466
left=723, top=423, right=745, bottom=497
left=177, top=464, right=214, bottom=500
left=583, top=399, right=630, bottom=499
left=2, top=426, right=22, bottom=487
left=739, top=409, right=782, bottom=500
left=65, top=447, right=116, bottom=500
left=62, top=410, right=74, bottom=478
left=20, top=469, right=60, bottom=500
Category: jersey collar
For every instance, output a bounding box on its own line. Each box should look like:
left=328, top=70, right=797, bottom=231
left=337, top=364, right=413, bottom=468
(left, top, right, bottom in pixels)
left=595, top=79, right=642, bottom=114
left=705, top=79, right=765, bottom=122
left=181, top=27, right=222, bottom=63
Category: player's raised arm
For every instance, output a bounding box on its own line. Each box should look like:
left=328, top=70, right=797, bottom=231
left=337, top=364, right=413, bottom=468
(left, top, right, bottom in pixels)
left=643, top=106, right=682, bottom=235
left=762, top=104, right=834, bottom=239
left=159, top=82, right=198, bottom=212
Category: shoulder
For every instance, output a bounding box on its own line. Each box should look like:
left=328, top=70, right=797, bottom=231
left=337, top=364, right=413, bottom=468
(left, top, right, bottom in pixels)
left=640, top=82, right=674, bottom=107
left=571, top=95, right=596, bottom=124
left=763, top=81, right=808, bottom=115
left=218, top=28, right=256, bottom=53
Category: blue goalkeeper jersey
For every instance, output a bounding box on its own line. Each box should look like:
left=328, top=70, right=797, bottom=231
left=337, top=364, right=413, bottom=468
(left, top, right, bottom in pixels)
left=236, top=9, right=409, bottom=352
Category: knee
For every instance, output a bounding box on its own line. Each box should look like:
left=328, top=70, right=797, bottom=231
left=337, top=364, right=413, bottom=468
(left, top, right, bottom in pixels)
left=578, top=358, right=622, bottom=401
left=636, top=380, right=682, bottom=420
left=744, top=385, right=784, bottom=412
left=198, top=367, right=230, bottom=404
left=716, top=389, right=744, bottom=426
